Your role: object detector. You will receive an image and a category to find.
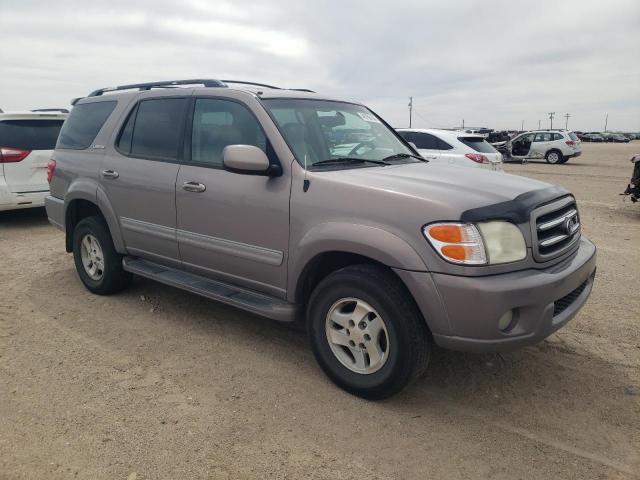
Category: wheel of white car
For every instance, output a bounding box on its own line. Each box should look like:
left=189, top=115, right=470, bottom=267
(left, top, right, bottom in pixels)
left=545, top=150, right=563, bottom=164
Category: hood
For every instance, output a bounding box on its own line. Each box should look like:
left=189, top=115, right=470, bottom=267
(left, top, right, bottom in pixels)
left=325, top=161, right=552, bottom=213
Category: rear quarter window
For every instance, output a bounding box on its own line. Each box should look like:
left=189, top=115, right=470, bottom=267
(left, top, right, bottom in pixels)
left=0, top=120, right=64, bottom=150
left=568, top=132, right=579, bottom=141
left=457, top=136, right=497, bottom=153
left=57, top=101, right=117, bottom=150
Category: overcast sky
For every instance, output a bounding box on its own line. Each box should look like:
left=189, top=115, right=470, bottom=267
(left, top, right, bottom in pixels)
left=1, top=0, right=638, bottom=131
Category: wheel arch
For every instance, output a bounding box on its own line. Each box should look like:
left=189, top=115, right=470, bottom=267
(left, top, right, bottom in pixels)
left=64, top=184, right=125, bottom=253
left=289, top=223, right=428, bottom=306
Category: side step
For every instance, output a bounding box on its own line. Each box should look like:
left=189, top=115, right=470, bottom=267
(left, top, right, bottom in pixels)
left=122, top=257, right=297, bottom=322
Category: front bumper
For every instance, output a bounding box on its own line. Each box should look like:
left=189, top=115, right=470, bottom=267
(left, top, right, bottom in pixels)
left=395, top=236, right=596, bottom=353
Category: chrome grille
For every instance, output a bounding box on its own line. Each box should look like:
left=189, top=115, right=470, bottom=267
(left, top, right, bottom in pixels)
left=531, top=196, right=581, bottom=261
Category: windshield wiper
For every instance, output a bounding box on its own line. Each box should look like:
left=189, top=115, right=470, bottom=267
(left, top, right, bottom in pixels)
left=313, top=157, right=390, bottom=167
left=381, top=153, right=426, bottom=162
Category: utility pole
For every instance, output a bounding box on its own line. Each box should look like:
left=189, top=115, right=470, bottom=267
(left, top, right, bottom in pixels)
left=462, top=119, right=465, bottom=129
left=521, top=120, right=524, bottom=131
left=538, top=120, right=541, bottom=129
left=548, top=112, right=555, bottom=129
left=604, top=113, right=608, bottom=132
left=408, top=97, right=413, bottom=128
left=564, top=113, right=571, bottom=129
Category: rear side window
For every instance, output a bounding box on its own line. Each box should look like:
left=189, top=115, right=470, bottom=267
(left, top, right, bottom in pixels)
left=57, top=101, right=116, bottom=149
left=125, top=98, right=188, bottom=160
left=0, top=120, right=64, bottom=150
left=402, top=132, right=452, bottom=150
left=457, top=136, right=498, bottom=153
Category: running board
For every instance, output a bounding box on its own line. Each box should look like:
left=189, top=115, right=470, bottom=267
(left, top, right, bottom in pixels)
left=122, top=257, right=297, bottom=322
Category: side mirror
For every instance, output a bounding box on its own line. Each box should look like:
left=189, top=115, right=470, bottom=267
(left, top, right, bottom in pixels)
left=222, top=145, right=281, bottom=177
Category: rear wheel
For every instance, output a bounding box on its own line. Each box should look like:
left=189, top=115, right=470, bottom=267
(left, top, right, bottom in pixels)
left=545, top=150, right=563, bottom=164
left=72, top=216, right=131, bottom=295
left=307, top=264, right=430, bottom=400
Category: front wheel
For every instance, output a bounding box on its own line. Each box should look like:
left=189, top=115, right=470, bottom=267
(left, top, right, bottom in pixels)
left=545, top=150, right=563, bottom=164
left=72, top=216, right=132, bottom=295
left=307, top=264, right=430, bottom=400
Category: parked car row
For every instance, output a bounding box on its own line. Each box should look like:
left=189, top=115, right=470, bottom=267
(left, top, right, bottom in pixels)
left=36, top=78, right=597, bottom=399
left=576, top=131, right=637, bottom=143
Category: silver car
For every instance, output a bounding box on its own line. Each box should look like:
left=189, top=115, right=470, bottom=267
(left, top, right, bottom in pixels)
left=46, top=79, right=596, bottom=399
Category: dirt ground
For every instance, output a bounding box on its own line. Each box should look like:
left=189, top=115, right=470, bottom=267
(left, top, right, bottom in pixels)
left=1, top=142, right=639, bottom=480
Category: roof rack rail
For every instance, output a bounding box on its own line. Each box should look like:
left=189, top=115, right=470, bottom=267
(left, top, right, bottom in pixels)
left=220, top=80, right=281, bottom=90
left=31, top=108, right=70, bottom=114
left=87, top=79, right=227, bottom=97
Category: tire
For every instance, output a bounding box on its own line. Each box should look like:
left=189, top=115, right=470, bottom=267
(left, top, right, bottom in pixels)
left=72, top=216, right=131, bottom=295
left=307, top=264, right=430, bottom=400
left=545, top=150, right=563, bottom=164
left=558, top=156, right=570, bottom=164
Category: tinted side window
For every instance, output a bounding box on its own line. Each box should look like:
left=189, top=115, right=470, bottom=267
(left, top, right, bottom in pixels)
left=553, top=133, right=564, bottom=141
left=413, top=133, right=439, bottom=150
left=458, top=137, right=498, bottom=153
left=191, top=99, right=266, bottom=166
left=130, top=98, right=187, bottom=160
left=57, top=101, right=116, bottom=149
left=436, top=138, right=453, bottom=150
left=0, top=120, right=64, bottom=150
left=116, top=106, right=136, bottom=154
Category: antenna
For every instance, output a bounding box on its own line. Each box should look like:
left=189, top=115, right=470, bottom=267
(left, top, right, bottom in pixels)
left=303, top=153, right=310, bottom=192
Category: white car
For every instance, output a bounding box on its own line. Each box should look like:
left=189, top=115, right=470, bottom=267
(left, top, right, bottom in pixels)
left=396, top=128, right=503, bottom=171
left=503, top=130, right=581, bottom=164
left=0, top=110, right=67, bottom=211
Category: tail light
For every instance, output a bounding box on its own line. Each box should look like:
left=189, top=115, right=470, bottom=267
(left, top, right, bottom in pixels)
left=465, top=153, right=489, bottom=164
left=0, top=147, right=30, bottom=163
left=565, top=140, right=576, bottom=146
left=47, top=159, right=56, bottom=184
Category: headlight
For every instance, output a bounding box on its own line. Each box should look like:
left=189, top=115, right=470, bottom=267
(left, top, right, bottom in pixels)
left=423, top=221, right=526, bottom=265
left=477, top=221, right=526, bottom=264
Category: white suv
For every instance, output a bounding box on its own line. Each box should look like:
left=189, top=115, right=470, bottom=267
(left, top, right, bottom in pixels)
left=396, top=128, right=503, bottom=171
left=0, top=110, right=67, bottom=211
left=505, top=130, right=581, bottom=164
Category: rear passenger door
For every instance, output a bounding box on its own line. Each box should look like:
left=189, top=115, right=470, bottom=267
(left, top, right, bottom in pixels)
left=530, top=132, right=552, bottom=159
left=101, top=95, right=188, bottom=267
left=406, top=132, right=441, bottom=160
left=175, top=97, right=290, bottom=297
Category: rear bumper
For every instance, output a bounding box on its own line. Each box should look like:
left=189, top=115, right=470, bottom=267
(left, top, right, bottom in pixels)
left=44, top=195, right=65, bottom=231
left=0, top=184, right=48, bottom=212
left=568, top=151, right=582, bottom=158
left=395, top=237, right=596, bottom=353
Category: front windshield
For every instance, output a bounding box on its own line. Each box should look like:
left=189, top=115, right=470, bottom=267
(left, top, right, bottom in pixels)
left=262, top=99, right=415, bottom=168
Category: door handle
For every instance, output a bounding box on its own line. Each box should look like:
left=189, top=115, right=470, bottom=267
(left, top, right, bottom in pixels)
left=182, top=181, right=206, bottom=193
left=101, top=169, right=119, bottom=179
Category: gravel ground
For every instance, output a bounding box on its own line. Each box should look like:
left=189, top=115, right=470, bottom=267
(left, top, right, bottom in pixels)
left=1, top=142, right=639, bottom=480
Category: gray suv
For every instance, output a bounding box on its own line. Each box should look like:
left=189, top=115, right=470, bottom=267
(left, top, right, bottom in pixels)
left=46, top=79, right=596, bottom=399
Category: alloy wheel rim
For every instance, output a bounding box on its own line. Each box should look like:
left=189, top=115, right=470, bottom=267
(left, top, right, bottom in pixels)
left=325, top=298, right=389, bottom=374
left=80, top=234, right=105, bottom=281
left=548, top=152, right=559, bottom=163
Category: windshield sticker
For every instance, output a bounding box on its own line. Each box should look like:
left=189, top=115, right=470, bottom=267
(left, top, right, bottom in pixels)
left=357, top=112, right=381, bottom=123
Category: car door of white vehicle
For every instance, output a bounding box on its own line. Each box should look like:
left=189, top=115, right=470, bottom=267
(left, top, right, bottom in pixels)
left=406, top=132, right=441, bottom=161
left=529, top=132, right=552, bottom=159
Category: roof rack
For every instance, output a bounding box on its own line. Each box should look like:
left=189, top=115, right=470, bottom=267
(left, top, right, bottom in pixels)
left=31, top=108, right=70, bottom=114
left=88, top=79, right=227, bottom=97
